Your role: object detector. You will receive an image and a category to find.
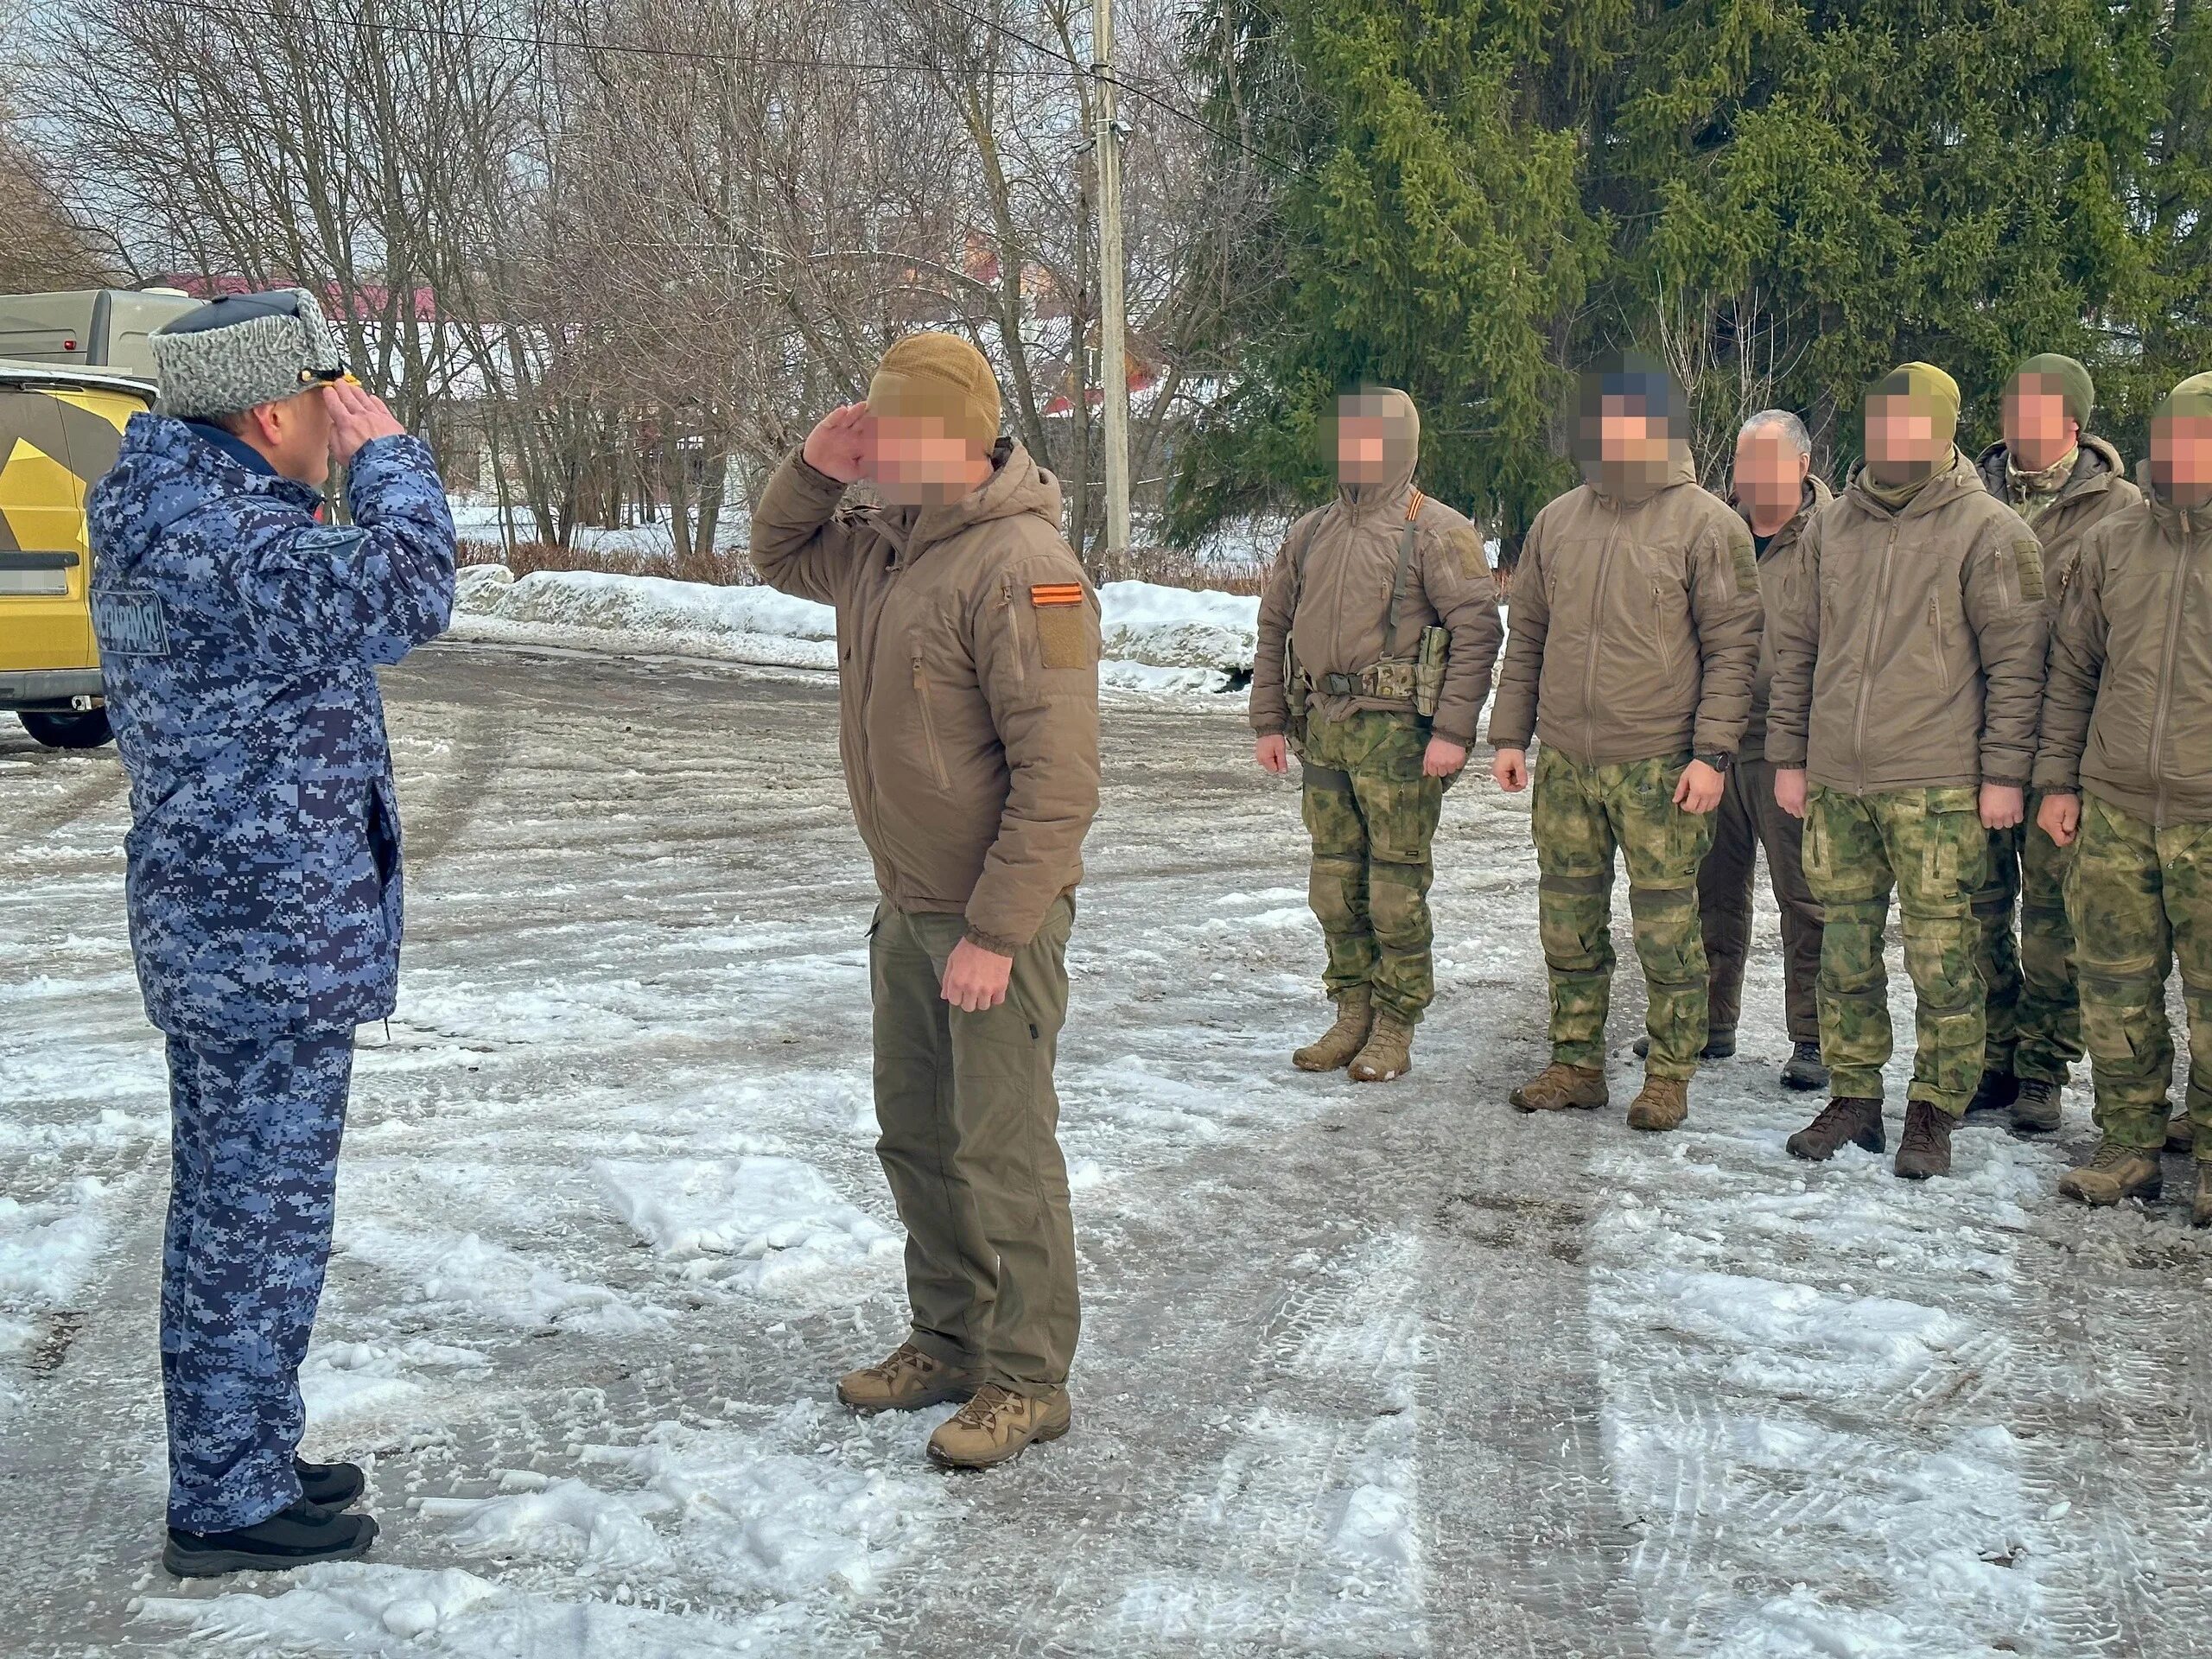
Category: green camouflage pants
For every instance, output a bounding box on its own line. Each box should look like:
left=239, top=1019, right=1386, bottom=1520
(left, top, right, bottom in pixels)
left=1532, top=747, right=1713, bottom=1078
left=1802, top=785, right=1988, bottom=1116
left=2063, top=795, right=2212, bottom=1155
left=1973, top=801, right=2081, bottom=1084
left=1300, top=710, right=1442, bottom=1023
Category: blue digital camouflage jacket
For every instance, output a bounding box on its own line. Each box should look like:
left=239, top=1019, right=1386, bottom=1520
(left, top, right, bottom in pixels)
left=86, top=413, right=455, bottom=1039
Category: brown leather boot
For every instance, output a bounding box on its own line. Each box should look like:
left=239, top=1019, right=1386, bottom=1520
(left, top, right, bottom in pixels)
left=2194, top=1164, right=2212, bottom=1230
left=926, top=1383, right=1071, bottom=1470
left=1294, top=988, right=1373, bottom=1072
left=1510, top=1062, right=1609, bottom=1113
left=1626, top=1075, right=1688, bottom=1132
left=1349, top=1011, right=1415, bottom=1083
left=836, top=1342, right=980, bottom=1413
left=2056, top=1139, right=2164, bottom=1206
left=1893, top=1102, right=1955, bottom=1179
left=1786, top=1096, right=1885, bottom=1161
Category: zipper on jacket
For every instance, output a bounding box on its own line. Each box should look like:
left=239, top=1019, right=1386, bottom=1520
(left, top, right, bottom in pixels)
left=1929, top=594, right=1951, bottom=700
left=2147, top=536, right=2189, bottom=825
left=1000, top=573, right=1026, bottom=684
left=1583, top=514, right=1623, bottom=757
left=912, top=655, right=951, bottom=791
left=1653, top=579, right=1677, bottom=683
left=1851, top=524, right=1901, bottom=794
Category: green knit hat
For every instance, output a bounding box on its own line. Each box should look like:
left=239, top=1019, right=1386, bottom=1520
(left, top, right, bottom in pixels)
left=2156, top=371, right=2212, bottom=423
left=1870, top=361, right=1961, bottom=451
left=2012, top=353, right=2095, bottom=429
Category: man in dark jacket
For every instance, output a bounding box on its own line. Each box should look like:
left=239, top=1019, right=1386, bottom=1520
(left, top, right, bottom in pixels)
left=86, top=289, right=454, bottom=1575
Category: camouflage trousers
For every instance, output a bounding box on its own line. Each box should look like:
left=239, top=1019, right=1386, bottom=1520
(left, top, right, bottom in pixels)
left=1974, top=801, right=2082, bottom=1084
left=2064, top=795, right=2212, bottom=1155
left=1532, top=747, right=1713, bottom=1078
left=1300, top=710, right=1444, bottom=1024
left=1802, top=786, right=1988, bottom=1116
left=163, top=1031, right=353, bottom=1532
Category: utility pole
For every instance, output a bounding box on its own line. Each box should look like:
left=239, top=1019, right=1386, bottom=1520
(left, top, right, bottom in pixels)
left=1091, top=0, right=1132, bottom=563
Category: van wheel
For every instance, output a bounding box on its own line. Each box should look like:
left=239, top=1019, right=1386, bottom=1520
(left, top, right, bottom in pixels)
left=17, top=709, right=114, bottom=748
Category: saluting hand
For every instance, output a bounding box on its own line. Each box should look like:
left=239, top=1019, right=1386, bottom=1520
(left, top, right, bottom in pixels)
left=323, top=380, right=405, bottom=465
left=804, top=402, right=870, bottom=484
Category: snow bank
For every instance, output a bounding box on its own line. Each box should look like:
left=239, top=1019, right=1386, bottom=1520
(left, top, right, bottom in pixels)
left=450, top=565, right=1256, bottom=693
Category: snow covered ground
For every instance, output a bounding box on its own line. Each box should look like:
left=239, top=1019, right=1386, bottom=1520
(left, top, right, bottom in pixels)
left=449, top=564, right=1257, bottom=696
left=4, top=643, right=2211, bottom=1658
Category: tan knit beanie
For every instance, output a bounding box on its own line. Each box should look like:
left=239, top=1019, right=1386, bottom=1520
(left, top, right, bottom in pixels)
left=868, top=333, right=1001, bottom=448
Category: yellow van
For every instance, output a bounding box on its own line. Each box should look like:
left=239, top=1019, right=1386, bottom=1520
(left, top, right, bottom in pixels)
left=0, top=359, right=157, bottom=747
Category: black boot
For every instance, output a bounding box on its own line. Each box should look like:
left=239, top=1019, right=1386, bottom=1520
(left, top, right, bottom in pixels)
left=164, top=1498, right=378, bottom=1578
left=1779, top=1040, right=1828, bottom=1092
left=1965, top=1069, right=2018, bottom=1118
left=296, top=1456, right=365, bottom=1510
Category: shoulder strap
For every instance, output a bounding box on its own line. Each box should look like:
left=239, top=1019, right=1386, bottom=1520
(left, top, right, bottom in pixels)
left=1385, top=492, right=1426, bottom=639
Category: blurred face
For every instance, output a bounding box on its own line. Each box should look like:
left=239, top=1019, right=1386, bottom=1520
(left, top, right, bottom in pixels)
left=868, top=413, right=985, bottom=506
left=1336, top=412, right=1390, bottom=486
left=1866, top=394, right=1942, bottom=472
left=2151, top=415, right=2212, bottom=511
left=1599, top=397, right=1671, bottom=467
left=1732, top=425, right=1810, bottom=522
left=2004, top=375, right=2077, bottom=473
left=241, top=388, right=335, bottom=486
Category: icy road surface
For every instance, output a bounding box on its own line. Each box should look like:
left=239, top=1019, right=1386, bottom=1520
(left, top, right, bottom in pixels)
left=3, top=643, right=2210, bottom=1657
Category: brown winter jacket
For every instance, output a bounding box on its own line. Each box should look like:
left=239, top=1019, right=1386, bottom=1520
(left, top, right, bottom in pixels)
left=1486, top=450, right=1764, bottom=765
left=1732, top=474, right=1834, bottom=763
left=752, top=440, right=1101, bottom=953
left=1765, top=448, right=2049, bottom=794
left=1974, top=435, right=2142, bottom=613
left=2034, top=469, right=2212, bottom=826
left=1249, top=390, right=1503, bottom=746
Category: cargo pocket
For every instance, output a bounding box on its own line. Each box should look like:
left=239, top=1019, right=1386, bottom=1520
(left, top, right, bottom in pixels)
left=912, top=656, right=951, bottom=791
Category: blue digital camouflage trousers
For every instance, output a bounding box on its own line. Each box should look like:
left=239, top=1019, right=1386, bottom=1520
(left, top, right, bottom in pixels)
left=162, top=1031, right=353, bottom=1532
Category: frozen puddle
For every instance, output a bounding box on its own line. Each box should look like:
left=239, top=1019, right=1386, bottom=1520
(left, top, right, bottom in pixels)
left=594, top=1156, right=900, bottom=1300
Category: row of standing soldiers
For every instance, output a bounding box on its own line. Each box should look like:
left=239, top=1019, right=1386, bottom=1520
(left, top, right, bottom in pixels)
left=1250, top=359, right=2212, bottom=1220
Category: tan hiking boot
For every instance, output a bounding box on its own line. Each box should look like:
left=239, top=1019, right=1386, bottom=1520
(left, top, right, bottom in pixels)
left=1786, top=1096, right=1884, bottom=1161
left=1626, top=1075, right=1688, bottom=1132
left=1349, top=1011, right=1415, bottom=1083
left=2194, top=1164, right=2212, bottom=1230
left=2056, top=1139, right=2164, bottom=1207
left=2168, top=1109, right=2195, bottom=1154
left=836, top=1343, right=980, bottom=1414
left=1294, top=988, right=1373, bottom=1072
left=925, top=1382, right=1071, bottom=1470
left=1893, top=1102, right=1955, bottom=1179
left=1510, top=1062, right=1608, bottom=1113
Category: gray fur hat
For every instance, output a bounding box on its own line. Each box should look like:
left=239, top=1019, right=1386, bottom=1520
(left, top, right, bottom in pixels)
left=150, top=288, right=347, bottom=420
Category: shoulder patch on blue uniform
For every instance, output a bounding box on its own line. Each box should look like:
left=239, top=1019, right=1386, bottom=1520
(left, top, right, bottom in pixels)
left=91, top=588, right=171, bottom=656
left=296, top=525, right=368, bottom=560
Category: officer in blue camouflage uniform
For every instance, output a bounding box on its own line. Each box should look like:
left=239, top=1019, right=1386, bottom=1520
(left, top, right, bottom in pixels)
left=85, top=289, right=454, bottom=1576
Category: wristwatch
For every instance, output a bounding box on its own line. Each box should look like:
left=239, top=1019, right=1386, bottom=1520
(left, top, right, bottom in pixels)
left=1694, top=751, right=1733, bottom=775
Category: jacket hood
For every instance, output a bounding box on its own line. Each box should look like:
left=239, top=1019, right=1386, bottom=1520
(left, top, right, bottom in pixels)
left=1975, top=434, right=2126, bottom=498
left=1590, top=442, right=1697, bottom=508
left=1340, top=387, right=1421, bottom=511
left=92, top=411, right=322, bottom=568
left=1845, top=446, right=1983, bottom=518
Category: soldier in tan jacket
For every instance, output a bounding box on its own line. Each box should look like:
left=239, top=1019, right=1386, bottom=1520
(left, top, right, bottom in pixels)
left=1249, top=388, right=1503, bottom=1083
left=1965, top=355, right=2142, bottom=1132
left=752, top=334, right=1100, bottom=1471
left=1488, top=363, right=1764, bottom=1131
left=2035, top=372, right=2212, bottom=1220
left=1768, top=363, right=2049, bottom=1180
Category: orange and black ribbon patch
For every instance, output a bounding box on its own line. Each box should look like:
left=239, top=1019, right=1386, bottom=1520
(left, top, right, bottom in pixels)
left=1028, top=582, right=1092, bottom=668
left=1031, top=582, right=1085, bottom=607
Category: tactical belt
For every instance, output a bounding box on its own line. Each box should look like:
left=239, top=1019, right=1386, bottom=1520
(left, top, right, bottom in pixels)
left=1313, top=660, right=1420, bottom=702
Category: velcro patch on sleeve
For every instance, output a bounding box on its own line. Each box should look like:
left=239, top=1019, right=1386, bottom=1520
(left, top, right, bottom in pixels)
left=1445, top=525, right=1489, bottom=579
left=2012, top=537, right=2046, bottom=602
left=1726, top=522, right=1759, bottom=592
